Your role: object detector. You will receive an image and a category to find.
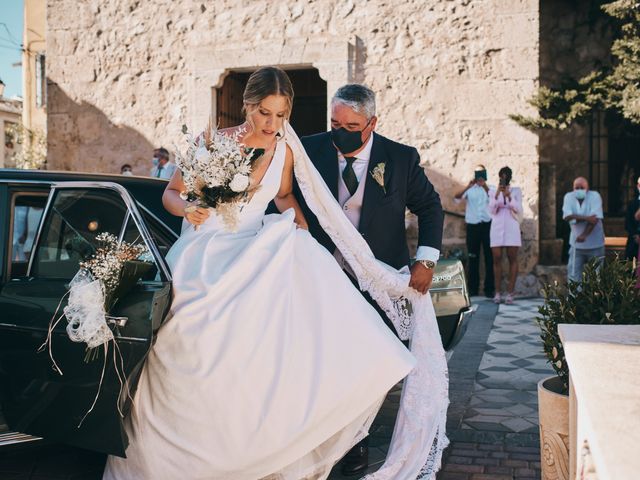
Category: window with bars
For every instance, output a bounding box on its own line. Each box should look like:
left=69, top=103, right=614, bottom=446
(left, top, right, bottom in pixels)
left=589, top=111, right=640, bottom=216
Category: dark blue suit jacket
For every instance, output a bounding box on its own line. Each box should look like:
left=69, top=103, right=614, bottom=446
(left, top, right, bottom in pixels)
left=295, top=131, right=444, bottom=270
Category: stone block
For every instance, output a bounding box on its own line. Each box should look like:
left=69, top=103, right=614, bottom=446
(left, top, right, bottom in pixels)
left=538, top=239, right=563, bottom=265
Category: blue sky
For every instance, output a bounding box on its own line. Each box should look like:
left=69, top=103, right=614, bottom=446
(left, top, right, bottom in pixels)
left=0, top=0, right=24, bottom=98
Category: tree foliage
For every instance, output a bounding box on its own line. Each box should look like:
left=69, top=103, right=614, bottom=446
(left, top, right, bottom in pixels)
left=512, top=1, right=640, bottom=130
left=5, top=123, right=47, bottom=170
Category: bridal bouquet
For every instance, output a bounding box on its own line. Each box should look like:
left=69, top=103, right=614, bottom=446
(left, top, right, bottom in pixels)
left=175, top=124, right=264, bottom=231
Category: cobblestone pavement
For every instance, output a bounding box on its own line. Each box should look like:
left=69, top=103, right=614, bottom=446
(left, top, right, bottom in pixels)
left=0, top=298, right=551, bottom=480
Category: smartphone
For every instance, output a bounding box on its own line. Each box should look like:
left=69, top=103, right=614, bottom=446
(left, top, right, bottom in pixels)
left=474, top=170, right=487, bottom=181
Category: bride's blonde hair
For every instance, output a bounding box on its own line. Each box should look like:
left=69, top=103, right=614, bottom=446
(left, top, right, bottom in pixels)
left=243, top=67, right=294, bottom=130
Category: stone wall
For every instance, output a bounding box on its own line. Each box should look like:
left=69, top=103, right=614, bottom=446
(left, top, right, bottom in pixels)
left=537, top=0, right=615, bottom=262
left=47, top=0, right=541, bottom=279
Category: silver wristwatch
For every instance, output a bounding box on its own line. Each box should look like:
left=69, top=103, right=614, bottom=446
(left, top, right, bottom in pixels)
left=417, top=259, right=436, bottom=270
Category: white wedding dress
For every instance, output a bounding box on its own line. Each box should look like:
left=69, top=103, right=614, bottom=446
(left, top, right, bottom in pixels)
left=103, top=139, right=416, bottom=480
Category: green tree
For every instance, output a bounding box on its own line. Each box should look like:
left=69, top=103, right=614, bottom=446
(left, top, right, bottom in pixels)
left=512, top=1, right=640, bottom=130
left=5, top=123, right=47, bottom=170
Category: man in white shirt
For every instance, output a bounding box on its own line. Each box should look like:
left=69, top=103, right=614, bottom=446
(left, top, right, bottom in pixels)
left=454, top=165, right=495, bottom=297
left=149, top=147, right=177, bottom=180
left=562, top=177, right=605, bottom=282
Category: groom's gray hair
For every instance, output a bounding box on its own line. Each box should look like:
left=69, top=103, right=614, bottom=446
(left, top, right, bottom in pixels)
left=331, top=84, right=376, bottom=120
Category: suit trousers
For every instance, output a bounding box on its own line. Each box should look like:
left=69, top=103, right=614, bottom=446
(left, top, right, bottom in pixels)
left=466, top=221, right=495, bottom=296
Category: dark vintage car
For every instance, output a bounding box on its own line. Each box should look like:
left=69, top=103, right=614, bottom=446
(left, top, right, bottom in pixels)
left=0, top=169, right=471, bottom=455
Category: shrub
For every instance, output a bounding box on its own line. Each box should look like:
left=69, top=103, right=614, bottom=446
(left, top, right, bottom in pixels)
left=537, top=256, right=640, bottom=393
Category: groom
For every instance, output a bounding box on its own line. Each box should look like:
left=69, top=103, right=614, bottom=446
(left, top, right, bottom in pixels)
left=297, top=84, right=444, bottom=475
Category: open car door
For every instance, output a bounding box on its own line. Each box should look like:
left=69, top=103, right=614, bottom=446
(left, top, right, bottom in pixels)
left=0, top=182, right=173, bottom=457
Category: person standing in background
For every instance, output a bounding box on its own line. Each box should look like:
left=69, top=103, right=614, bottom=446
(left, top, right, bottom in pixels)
left=150, top=147, right=177, bottom=179
left=121, top=164, right=134, bottom=176
left=624, top=176, right=640, bottom=260
left=562, top=177, right=605, bottom=283
left=489, top=166, right=522, bottom=305
left=454, top=165, right=495, bottom=297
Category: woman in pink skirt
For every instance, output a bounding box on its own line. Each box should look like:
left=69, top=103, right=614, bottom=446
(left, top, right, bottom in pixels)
left=489, top=166, right=522, bottom=304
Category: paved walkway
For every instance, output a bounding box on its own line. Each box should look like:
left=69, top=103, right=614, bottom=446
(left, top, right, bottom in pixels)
left=437, top=297, right=551, bottom=480
left=330, top=297, right=551, bottom=479
left=0, top=298, right=551, bottom=480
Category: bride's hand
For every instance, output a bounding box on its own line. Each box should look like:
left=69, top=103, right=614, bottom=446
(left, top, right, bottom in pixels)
left=184, top=205, right=210, bottom=227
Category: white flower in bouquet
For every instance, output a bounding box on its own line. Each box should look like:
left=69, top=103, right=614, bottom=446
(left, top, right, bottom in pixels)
left=194, top=144, right=210, bottom=164
left=174, top=122, right=265, bottom=231
left=230, top=173, right=250, bottom=192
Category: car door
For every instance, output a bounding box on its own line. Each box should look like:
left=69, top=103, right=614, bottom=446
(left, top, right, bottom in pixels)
left=0, top=183, right=49, bottom=441
left=0, top=181, right=172, bottom=457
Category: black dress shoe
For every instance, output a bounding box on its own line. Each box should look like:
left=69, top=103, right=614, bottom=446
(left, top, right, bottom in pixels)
left=341, top=445, right=369, bottom=476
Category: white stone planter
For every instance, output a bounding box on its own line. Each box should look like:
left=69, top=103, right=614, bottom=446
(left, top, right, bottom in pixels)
left=538, top=376, right=570, bottom=480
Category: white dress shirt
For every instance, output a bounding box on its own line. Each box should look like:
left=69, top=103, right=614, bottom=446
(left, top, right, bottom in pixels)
left=337, top=135, right=440, bottom=263
left=562, top=190, right=605, bottom=249
left=150, top=162, right=177, bottom=180
left=454, top=184, right=493, bottom=224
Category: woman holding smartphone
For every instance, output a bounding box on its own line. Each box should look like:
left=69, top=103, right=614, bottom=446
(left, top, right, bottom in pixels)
left=488, top=166, right=522, bottom=304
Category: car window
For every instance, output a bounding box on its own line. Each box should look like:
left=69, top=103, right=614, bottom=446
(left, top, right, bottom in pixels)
left=32, top=189, right=128, bottom=279
left=9, top=193, right=47, bottom=278
left=121, top=213, right=168, bottom=281
left=138, top=208, right=177, bottom=258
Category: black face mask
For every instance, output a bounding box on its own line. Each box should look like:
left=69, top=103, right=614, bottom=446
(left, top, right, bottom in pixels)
left=331, top=120, right=372, bottom=154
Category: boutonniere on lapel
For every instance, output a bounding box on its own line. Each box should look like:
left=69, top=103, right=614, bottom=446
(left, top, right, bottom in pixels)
left=370, top=162, right=386, bottom=194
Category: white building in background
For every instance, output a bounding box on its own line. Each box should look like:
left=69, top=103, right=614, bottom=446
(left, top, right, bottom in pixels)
left=0, top=80, right=22, bottom=168
left=23, top=0, right=47, bottom=134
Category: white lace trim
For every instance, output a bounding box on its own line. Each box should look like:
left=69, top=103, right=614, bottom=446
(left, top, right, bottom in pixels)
left=64, top=269, right=114, bottom=348
left=286, top=123, right=449, bottom=479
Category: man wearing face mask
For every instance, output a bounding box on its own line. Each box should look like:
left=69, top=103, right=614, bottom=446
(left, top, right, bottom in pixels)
left=296, top=84, right=444, bottom=476
left=150, top=147, right=177, bottom=180
left=562, top=177, right=605, bottom=282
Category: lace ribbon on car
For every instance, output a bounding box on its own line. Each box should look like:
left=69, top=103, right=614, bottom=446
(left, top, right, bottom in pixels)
left=64, top=269, right=115, bottom=347
left=286, top=122, right=449, bottom=479
left=39, top=269, right=131, bottom=427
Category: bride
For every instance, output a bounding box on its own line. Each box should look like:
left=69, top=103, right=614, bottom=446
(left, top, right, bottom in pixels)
left=103, top=67, right=447, bottom=480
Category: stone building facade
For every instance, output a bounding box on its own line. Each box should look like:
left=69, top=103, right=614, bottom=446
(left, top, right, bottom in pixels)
left=538, top=0, right=613, bottom=266
left=47, top=0, right=619, bottom=292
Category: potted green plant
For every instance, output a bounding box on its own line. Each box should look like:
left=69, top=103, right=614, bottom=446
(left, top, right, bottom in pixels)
left=536, top=256, right=640, bottom=480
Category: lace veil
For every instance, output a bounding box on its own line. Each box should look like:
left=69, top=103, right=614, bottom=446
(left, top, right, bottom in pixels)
left=285, top=122, right=449, bottom=479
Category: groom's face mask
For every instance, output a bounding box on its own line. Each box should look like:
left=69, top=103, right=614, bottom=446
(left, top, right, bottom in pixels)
left=330, top=107, right=376, bottom=155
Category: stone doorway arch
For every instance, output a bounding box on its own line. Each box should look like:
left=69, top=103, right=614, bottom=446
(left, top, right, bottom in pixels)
left=188, top=37, right=358, bottom=131
left=217, top=68, right=327, bottom=137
